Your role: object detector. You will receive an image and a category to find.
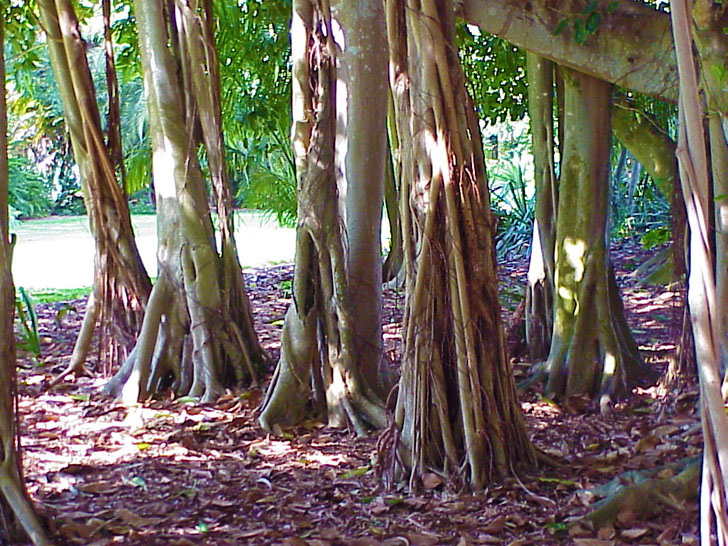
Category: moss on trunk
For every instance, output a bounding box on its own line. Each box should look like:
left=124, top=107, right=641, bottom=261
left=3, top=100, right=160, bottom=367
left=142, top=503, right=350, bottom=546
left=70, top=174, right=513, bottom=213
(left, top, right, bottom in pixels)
left=545, top=69, right=653, bottom=403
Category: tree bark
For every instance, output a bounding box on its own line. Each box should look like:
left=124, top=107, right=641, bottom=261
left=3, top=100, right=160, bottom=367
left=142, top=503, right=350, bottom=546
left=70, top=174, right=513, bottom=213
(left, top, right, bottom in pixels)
left=0, top=12, right=49, bottom=543
left=612, top=101, right=678, bottom=199
left=690, top=1, right=728, bottom=388
left=38, top=0, right=152, bottom=383
left=333, top=1, right=390, bottom=397
left=259, top=0, right=386, bottom=434
left=103, top=0, right=126, bottom=195
left=524, top=52, right=556, bottom=363
left=545, top=69, right=652, bottom=404
left=461, top=0, right=677, bottom=102
left=671, top=1, right=728, bottom=540
left=105, top=0, right=267, bottom=403
left=382, top=0, right=534, bottom=490
left=382, top=98, right=404, bottom=285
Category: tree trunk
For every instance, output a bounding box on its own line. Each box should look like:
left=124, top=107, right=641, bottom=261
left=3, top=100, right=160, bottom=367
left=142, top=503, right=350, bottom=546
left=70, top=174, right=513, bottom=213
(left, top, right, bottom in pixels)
left=690, top=1, right=728, bottom=389
left=38, top=0, right=152, bottom=383
left=545, top=69, right=652, bottom=405
left=612, top=99, right=687, bottom=279
left=334, top=1, right=390, bottom=397
left=102, top=0, right=126, bottom=195
left=259, top=0, right=386, bottom=434
left=0, top=13, right=49, bottom=542
left=382, top=98, right=404, bottom=285
left=670, top=2, right=728, bottom=540
left=462, top=0, right=677, bottom=102
left=381, top=0, right=534, bottom=490
left=105, top=0, right=267, bottom=403
left=524, top=52, right=556, bottom=363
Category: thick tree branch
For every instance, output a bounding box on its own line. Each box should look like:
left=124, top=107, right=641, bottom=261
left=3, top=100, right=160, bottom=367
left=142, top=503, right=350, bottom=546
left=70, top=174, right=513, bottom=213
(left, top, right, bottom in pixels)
left=462, top=0, right=677, bottom=102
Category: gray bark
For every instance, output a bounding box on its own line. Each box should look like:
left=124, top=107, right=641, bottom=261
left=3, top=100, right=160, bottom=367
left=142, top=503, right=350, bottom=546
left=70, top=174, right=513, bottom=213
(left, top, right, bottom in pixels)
left=462, top=0, right=677, bottom=102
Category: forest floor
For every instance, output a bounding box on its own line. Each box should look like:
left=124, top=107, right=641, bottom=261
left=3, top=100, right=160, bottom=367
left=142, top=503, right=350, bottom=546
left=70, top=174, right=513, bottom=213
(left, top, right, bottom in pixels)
left=15, top=240, right=700, bottom=545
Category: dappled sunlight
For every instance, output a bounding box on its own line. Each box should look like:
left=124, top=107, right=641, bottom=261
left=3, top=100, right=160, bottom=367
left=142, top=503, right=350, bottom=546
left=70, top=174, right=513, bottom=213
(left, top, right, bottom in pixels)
left=603, top=352, right=617, bottom=376
left=562, top=237, right=586, bottom=282
left=9, top=238, right=698, bottom=543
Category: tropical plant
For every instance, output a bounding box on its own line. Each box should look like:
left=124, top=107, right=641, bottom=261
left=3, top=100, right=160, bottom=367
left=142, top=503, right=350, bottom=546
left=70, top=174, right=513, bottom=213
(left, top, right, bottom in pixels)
left=7, top=155, right=52, bottom=218
left=610, top=163, right=671, bottom=244
left=232, top=120, right=296, bottom=227
left=215, top=1, right=294, bottom=224
left=14, top=287, right=40, bottom=359
left=489, top=159, right=535, bottom=258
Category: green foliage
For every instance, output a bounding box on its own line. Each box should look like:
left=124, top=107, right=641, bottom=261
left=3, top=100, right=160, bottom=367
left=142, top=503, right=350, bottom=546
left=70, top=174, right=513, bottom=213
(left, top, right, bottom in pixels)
left=7, top=20, right=83, bottom=216
left=640, top=226, right=671, bottom=249
left=610, top=159, right=671, bottom=243
left=215, top=1, right=295, bottom=225
left=15, top=287, right=41, bottom=358
left=552, top=1, right=618, bottom=44
left=232, top=123, right=297, bottom=227
left=8, top=156, right=53, bottom=218
left=489, top=159, right=535, bottom=259
left=29, top=286, right=91, bottom=304
left=128, top=189, right=155, bottom=215
left=458, top=24, right=528, bottom=124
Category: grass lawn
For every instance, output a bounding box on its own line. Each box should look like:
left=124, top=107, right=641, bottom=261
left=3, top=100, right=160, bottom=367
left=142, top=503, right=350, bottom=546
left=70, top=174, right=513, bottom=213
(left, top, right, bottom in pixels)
left=11, top=211, right=295, bottom=291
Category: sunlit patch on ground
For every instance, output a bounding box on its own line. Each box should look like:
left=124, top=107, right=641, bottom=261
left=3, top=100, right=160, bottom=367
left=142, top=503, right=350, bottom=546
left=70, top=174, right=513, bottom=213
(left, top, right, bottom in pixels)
left=14, top=243, right=701, bottom=544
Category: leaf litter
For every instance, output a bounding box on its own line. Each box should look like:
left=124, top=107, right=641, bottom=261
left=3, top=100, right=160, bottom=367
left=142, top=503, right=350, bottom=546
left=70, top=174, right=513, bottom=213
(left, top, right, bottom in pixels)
left=16, top=245, right=699, bottom=544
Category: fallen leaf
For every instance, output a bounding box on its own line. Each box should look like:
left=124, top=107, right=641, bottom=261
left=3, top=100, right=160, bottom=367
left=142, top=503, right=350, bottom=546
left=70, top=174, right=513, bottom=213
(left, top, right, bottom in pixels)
left=620, top=528, right=648, bottom=539
left=76, top=481, right=120, bottom=494
left=115, top=508, right=162, bottom=529
left=597, top=525, right=615, bottom=539
left=405, top=532, right=439, bottom=546
left=481, top=515, right=506, bottom=534
left=421, top=472, right=442, bottom=489
left=236, top=528, right=267, bottom=539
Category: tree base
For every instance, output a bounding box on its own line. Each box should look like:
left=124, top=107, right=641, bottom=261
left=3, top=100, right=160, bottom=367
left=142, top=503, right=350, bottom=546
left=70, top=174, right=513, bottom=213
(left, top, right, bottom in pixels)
left=583, top=456, right=699, bottom=529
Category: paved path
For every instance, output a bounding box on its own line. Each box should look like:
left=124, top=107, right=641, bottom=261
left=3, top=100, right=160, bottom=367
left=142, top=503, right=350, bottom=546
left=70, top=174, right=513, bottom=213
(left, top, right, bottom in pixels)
left=11, top=213, right=296, bottom=290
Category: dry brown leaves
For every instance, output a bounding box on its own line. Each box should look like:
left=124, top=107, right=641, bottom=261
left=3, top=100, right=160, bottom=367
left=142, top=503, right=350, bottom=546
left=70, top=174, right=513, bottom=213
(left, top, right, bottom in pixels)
left=15, top=244, right=699, bottom=544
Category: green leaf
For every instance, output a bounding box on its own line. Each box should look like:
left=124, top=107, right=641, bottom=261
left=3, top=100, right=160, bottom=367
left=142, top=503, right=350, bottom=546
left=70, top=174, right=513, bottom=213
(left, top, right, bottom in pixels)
left=136, top=442, right=151, bottom=451
left=710, top=63, right=728, bottom=85
left=538, top=477, right=577, bottom=486
left=69, top=394, right=90, bottom=402
left=573, top=18, right=587, bottom=44
left=582, top=0, right=598, bottom=15
left=129, top=476, right=147, bottom=491
left=338, top=466, right=370, bottom=479
left=196, top=522, right=209, bottom=533
left=607, top=1, right=619, bottom=13
left=586, top=11, right=602, bottom=34
left=553, top=18, right=569, bottom=37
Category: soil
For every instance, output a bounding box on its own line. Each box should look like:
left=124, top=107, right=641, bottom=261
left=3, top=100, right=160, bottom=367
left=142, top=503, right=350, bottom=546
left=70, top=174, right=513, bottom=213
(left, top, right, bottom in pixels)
left=15, top=240, right=699, bottom=545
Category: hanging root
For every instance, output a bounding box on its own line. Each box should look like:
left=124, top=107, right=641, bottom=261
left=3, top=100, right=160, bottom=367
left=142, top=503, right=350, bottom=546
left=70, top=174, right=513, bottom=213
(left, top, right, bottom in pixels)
left=47, top=291, right=100, bottom=389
